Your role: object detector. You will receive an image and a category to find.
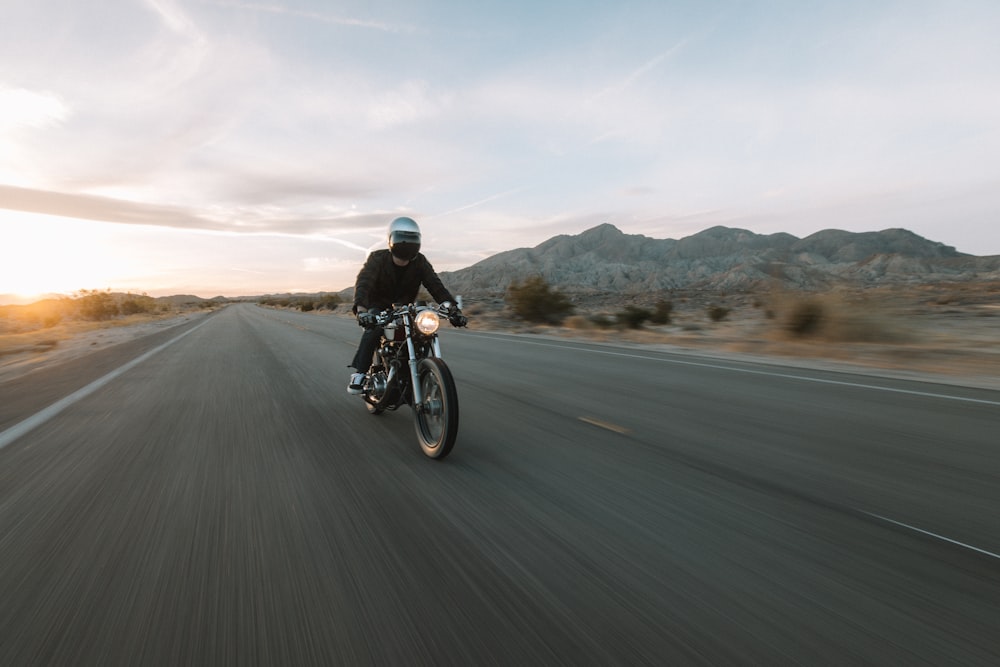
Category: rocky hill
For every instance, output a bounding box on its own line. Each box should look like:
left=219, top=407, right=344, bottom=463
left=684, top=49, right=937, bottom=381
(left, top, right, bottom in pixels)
left=441, top=224, right=1000, bottom=295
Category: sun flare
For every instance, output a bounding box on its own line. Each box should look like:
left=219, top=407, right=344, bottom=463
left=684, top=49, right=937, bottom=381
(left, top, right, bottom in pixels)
left=0, top=212, right=140, bottom=302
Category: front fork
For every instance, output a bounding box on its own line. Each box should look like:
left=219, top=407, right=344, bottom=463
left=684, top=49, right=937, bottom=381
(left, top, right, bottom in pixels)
left=403, top=319, right=443, bottom=410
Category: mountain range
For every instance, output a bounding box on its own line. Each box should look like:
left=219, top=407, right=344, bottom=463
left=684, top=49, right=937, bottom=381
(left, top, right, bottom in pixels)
left=440, top=224, right=1000, bottom=295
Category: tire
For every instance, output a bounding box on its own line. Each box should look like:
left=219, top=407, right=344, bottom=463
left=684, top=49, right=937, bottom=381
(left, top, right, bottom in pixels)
left=413, top=357, right=459, bottom=459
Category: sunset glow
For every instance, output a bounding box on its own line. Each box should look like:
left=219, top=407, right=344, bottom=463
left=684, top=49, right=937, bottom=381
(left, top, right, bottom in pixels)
left=0, top=214, right=133, bottom=299
left=2, top=1, right=999, bottom=303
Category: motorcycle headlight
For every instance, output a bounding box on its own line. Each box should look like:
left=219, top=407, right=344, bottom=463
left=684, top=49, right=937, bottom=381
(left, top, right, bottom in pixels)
left=414, top=309, right=440, bottom=335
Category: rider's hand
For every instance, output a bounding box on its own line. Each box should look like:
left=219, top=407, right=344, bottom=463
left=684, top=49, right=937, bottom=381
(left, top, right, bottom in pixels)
left=448, top=309, right=468, bottom=328
left=357, top=311, right=377, bottom=328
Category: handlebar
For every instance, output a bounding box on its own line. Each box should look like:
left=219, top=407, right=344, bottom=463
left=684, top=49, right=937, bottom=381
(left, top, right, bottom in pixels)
left=359, top=302, right=467, bottom=329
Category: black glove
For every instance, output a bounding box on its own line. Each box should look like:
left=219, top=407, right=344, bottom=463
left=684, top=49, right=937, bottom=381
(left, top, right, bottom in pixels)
left=448, top=309, right=468, bottom=327
left=357, top=311, right=377, bottom=328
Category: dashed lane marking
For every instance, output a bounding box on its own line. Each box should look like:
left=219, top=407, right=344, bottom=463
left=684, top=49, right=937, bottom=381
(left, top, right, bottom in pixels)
left=579, top=416, right=631, bottom=434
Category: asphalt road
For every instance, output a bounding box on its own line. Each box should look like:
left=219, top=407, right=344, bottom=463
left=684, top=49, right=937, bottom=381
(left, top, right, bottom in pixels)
left=1, top=303, right=998, bottom=666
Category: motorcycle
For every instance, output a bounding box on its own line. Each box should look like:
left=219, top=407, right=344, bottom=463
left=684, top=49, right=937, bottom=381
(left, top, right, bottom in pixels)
left=357, top=301, right=467, bottom=459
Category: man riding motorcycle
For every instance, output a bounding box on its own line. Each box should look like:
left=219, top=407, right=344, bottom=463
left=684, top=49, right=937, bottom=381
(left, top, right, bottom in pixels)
left=348, top=217, right=466, bottom=393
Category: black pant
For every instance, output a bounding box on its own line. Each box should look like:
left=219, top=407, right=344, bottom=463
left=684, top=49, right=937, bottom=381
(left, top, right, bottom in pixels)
left=350, top=327, right=383, bottom=372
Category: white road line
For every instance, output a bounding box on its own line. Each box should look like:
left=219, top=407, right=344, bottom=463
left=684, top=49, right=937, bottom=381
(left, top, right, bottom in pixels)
left=860, top=511, right=1000, bottom=561
left=469, top=333, right=1000, bottom=406
left=578, top=416, right=631, bottom=434
left=0, top=320, right=210, bottom=450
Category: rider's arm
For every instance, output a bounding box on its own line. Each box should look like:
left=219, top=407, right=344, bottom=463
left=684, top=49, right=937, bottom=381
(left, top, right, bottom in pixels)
left=352, top=252, right=380, bottom=314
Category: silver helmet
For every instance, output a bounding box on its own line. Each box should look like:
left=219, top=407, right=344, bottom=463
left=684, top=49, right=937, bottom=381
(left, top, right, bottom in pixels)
left=387, top=217, right=421, bottom=261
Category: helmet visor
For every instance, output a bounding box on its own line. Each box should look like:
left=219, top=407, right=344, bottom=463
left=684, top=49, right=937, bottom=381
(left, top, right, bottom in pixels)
left=389, top=230, right=421, bottom=260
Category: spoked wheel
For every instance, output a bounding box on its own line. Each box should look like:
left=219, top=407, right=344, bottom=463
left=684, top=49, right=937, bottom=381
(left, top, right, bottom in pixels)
left=413, top=358, right=459, bottom=459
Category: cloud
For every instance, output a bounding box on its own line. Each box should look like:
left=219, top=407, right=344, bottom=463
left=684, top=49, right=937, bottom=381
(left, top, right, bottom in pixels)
left=585, top=41, right=687, bottom=107
left=208, top=0, right=416, bottom=33
left=0, top=184, right=391, bottom=240
left=3, top=0, right=999, bottom=272
left=0, top=184, right=220, bottom=230
left=11, top=1, right=288, bottom=193
left=144, top=0, right=205, bottom=42
left=0, top=86, right=71, bottom=132
left=206, top=169, right=382, bottom=206
left=367, top=80, right=452, bottom=129
left=0, top=86, right=73, bottom=186
left=427, top=187, right=529, bottom=220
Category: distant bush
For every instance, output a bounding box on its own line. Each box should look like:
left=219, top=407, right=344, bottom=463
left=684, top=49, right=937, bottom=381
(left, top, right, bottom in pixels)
left=707, top=305, right=730, bottom=322
left=589, top=313, right=615, bottom=329
left=649, top=300, right=673, bottom=325
left=506, top=276, right=574, bottom=324
left=259, top=295, right=340, bottom=311
left=617, top=305, right=652, bottom=329
left=318, top=295, right=342, bottom=310
left=120, top=292, right=157, bottom=315
left=77, top=289, right=119, bottom=321
left=786, top=299, right=824, bottom=337
left=777, top=293, right=906, bottom=342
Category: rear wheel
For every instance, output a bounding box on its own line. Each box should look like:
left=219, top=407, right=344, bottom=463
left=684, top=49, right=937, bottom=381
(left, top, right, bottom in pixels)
left=413, top=358, right=459, bottom=459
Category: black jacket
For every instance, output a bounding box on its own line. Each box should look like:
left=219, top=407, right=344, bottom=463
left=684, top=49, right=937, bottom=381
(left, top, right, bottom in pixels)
left=352, top=250, right=455, bottom=313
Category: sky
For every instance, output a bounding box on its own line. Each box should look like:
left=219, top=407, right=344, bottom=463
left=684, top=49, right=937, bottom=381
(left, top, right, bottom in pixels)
left=2, top=0, right=999, bottom=302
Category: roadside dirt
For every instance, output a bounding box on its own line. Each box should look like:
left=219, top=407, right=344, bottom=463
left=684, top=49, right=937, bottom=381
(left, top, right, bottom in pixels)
left=0, top=311, right=213, bottom=384
left=460, top=284, right=1000, bottom=391
left=2, top=286, right=998, bottom=391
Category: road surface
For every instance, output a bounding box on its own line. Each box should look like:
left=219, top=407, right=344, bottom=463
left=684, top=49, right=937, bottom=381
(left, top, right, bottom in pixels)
left=1, top=304, right=998, bottom=665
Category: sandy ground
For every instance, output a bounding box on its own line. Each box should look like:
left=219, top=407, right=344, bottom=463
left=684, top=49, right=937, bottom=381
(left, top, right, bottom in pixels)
left=546, top=317, right=1000, bottom=390
left=2, top=298, right=998, bottom=391
left=462, top=289, right=1000, bottom=391
left=0, top=311, right=214, bottom=384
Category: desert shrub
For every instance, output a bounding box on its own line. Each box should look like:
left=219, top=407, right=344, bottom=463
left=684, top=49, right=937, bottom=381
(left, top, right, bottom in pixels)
left=707, top=305, right=730, bottom=322
left=318, top=295, right=342, bottom=310
left=786, top=299, right=825, bottom=337
left=590, top=313, right=615, bottom=329
left=300, top=301, right=315, bottom=312
left=506, top=276, right=574, bottom=324
left=649, top=300, right=673, bottom=325
left=617, top=305, right=652, bottom=329
left=462, top=302, right=484, bottom=316
left=779, top=293, right=905, bottom=342
left=77, top=289, right=119, bottom=321
left=120, top=293, right=156, bottom=315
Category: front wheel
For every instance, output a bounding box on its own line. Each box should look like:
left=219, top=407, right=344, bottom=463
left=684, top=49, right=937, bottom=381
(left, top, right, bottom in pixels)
left=413, top=358, right=459, bottom=459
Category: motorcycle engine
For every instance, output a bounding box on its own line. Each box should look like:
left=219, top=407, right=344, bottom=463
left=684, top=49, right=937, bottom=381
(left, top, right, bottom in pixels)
left=369, top=370, right=387, bottom=399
